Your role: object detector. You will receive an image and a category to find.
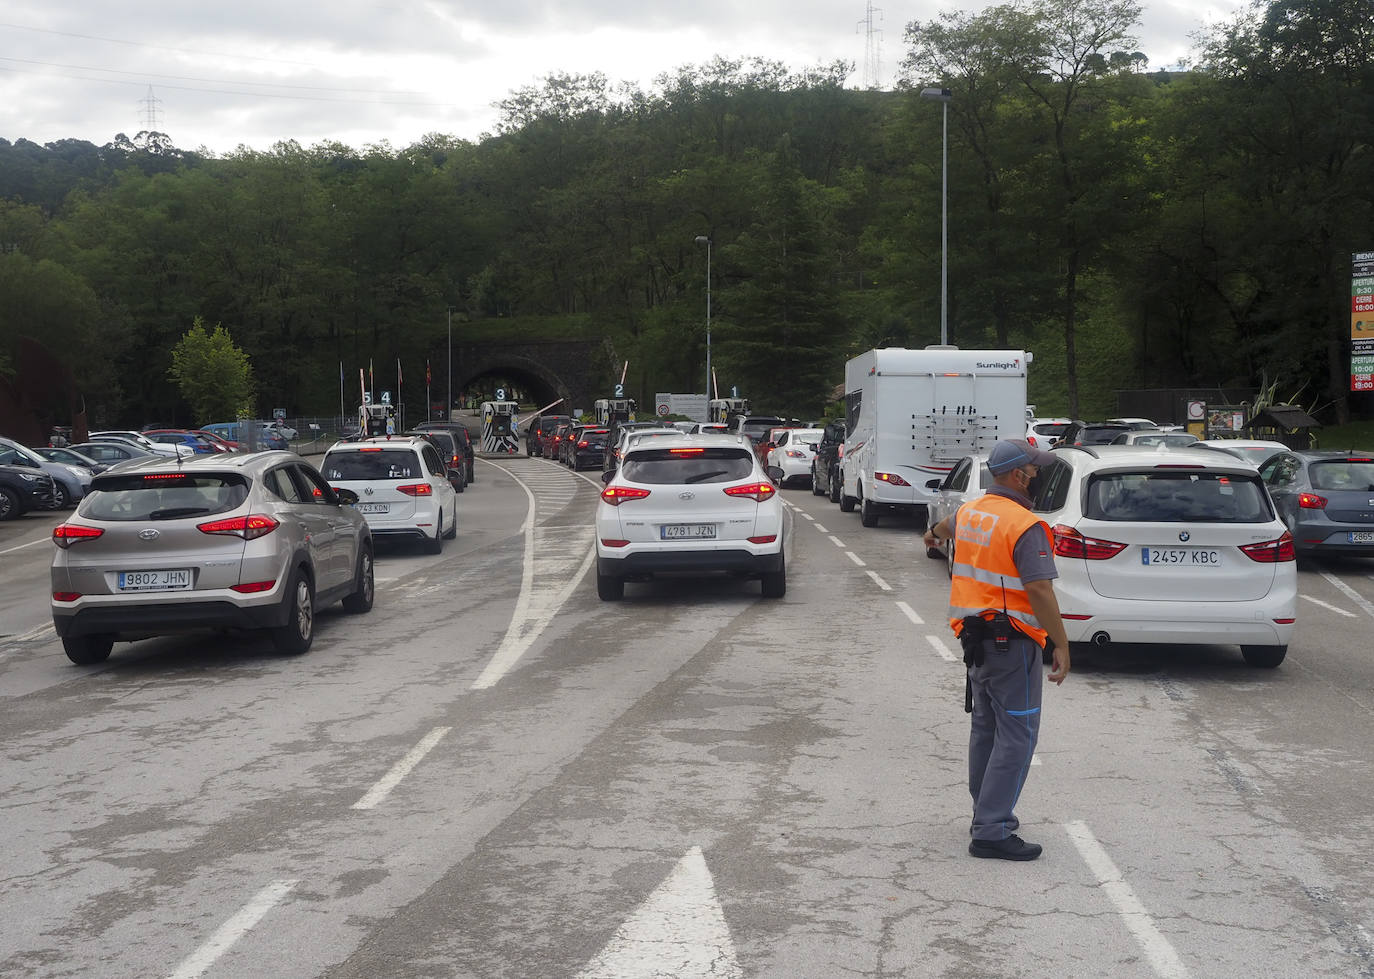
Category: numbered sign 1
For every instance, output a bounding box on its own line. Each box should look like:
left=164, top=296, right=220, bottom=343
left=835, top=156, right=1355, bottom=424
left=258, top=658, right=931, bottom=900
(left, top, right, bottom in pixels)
left=495, top=387, right=506, bottom=402
left=731, top=386, right=738, bottom=398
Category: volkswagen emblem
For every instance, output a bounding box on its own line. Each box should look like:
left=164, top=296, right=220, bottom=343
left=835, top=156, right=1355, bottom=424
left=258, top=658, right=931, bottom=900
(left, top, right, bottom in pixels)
left=139, top=528, right=160, bottom=541
left=1178, top=530, right=1191, bottom=542
left=679, top=491, right=696, bottom=501
left=363, top=486, right=374, bottom=496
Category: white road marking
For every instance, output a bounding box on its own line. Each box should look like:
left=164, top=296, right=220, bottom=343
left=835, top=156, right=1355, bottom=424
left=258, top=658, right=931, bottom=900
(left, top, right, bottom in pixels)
left=896, top=601, right=924, bottom=625
left=1319, top=572, right=1374, bottom=620
left=800, top=512, right=814, bottom=521
left=4, top=623, right=55, bottom=644
left=865, top=570, right=892, bottom=591
left=352, top=726, right=452, bottom=810
left=846, top=551, right=866, bottom=567
left=829, top=535, right=845, bottom=548
left=925, top=634, right=958, bottom=662
left=1300, top=594, right=1356, bottom=618
left=1064, top=821, right=1190, bottom=979
left=813, top=523, right=828, bottom=533
left=575, top=847, right=742, bottom=979
left=166, top=879, right=297, bottom=979
left=0, top=538, right=47, bottom=556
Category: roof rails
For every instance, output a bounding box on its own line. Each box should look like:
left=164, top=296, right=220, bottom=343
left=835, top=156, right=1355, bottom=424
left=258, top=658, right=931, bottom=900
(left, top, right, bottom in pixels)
left=1054, top=444, right=1099, bottom=459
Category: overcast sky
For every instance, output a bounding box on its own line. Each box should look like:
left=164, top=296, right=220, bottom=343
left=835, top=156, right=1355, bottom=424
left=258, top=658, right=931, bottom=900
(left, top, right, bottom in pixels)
left=1, top=0, right=1248, bottom=155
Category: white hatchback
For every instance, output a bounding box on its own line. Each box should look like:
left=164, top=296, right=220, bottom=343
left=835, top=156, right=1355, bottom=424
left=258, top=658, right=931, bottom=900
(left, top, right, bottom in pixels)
left=766, top=428, right=824, bottom=486
left=321, top=436, right=458, bottom=553
left=1030, top=445, right=1296, bottom=667
left=595, top=434, right=786, bottom=599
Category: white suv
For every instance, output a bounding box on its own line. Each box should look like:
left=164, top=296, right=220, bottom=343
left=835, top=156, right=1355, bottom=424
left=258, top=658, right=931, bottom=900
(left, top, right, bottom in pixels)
left=1030, top=444, right=1296, bottom=667
left=321, top=437, right=458, bottom=553
left=595, top=434, right=786, bottom=600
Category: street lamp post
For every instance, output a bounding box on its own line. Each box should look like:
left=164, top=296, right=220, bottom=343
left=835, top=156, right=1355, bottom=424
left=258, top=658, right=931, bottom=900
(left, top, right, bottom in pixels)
left=920, top=87, right=952, bottom=346
left=694, top=236, right=712, bottom=397
left=446, top=305, right=453, bottom=421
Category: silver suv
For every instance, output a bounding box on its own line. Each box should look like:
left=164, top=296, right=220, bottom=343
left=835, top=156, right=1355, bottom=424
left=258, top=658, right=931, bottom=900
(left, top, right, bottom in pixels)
left=50, top=451, right=374, bottom=665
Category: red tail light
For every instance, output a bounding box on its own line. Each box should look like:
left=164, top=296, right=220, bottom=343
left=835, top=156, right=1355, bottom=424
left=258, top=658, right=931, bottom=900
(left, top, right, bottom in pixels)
left=52, top=524, right=104, bottom=549
left=723, top=482, right=777, bottom=502
left=1298, top=492, right=1327, bottom=509
left=231, top=580, right=277, bottom=593
left=748, top=535, right=777, bottom=544
left=875, top=472, right=911, bottom=486
left=1239, top=531, right=1296, bottom=563
left=577, top=440, right=589, bottom=448
left=53, top=591, right=82, bottom=602
left=198, top=514, right=279, bottom=540
left=1052, top=524, right=1127, bottom=560
left=785, top=450, right=807, bottom=459
left=1027, top=435, right=1038, bottom=447
left=397, top=483, right=433, bottom=497
left=601, top=486, right=651, bottom=506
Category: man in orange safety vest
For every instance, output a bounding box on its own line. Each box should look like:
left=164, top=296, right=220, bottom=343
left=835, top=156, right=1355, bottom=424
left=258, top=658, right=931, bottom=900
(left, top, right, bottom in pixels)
left=923, top=438, right=1071, bottom=861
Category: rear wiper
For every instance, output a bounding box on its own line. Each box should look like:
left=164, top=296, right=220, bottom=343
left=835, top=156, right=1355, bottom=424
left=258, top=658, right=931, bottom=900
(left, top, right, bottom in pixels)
left=149, top=507, right=211, bottom=519
left=685, top=470, right=730, bottom=483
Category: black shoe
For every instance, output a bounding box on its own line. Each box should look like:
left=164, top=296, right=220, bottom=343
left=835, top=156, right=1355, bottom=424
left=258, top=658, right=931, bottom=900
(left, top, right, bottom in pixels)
left=969, top=835, right=1042, bottom=861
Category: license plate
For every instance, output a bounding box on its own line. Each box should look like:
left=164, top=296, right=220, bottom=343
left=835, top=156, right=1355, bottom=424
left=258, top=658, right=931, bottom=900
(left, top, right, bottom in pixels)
left=1140, top=547, right=1222, bottom=566
left=1350, top=532, right=1374, bottom=543
left=661, top=524, right=716, bottom=540
left=356, top=503, right=390, bottom=514
left=118, top=569, right=191, bottom=591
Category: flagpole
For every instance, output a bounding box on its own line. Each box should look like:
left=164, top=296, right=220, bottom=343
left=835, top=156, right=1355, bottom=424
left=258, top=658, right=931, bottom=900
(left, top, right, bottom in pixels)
left=339, top=361, right=345, bottom=435
left=396, top=358, right=403, bottom=430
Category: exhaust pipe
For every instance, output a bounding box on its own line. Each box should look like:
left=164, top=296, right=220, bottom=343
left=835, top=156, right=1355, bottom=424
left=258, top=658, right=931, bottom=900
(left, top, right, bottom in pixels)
left=1091, top=631, right=1111, bottom=647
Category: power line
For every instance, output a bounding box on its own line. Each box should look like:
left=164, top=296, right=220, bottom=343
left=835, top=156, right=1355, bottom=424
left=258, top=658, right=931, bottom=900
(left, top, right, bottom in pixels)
left=0, top=55, right=427, bottom=95
left=0, top=20, right=321, bottom=68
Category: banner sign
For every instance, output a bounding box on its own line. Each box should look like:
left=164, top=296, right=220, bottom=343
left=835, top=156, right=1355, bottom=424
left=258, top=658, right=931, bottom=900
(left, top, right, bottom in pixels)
left=1354, top=252, right=1374, bottom=391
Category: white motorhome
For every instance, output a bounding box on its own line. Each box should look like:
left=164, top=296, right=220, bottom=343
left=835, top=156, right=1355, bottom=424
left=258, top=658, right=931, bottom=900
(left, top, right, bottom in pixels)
left=838, top=346, right=1031, bottom=527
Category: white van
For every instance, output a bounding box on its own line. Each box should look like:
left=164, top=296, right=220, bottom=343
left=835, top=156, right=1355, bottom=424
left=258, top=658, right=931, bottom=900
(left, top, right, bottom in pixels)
left=838, top=346, right=1031, bottom=527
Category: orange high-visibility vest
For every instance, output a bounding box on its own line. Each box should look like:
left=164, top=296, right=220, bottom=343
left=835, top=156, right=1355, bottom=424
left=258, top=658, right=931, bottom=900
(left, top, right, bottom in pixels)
left=948, top=493, right=1051, bottom=646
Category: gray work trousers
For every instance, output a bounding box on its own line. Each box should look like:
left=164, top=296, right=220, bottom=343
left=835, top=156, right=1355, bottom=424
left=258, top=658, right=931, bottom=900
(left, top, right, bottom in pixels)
left=968, top=634, right=1043, bottom=841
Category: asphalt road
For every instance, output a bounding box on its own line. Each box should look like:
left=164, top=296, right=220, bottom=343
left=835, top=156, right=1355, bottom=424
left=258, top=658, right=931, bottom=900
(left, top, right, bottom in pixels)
left=2, top=456, right=1373, bottom=978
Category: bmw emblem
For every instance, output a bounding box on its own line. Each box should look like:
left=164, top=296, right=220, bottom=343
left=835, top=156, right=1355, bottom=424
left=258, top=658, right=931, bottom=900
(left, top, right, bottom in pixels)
left=679, top=491, right=696, bottom=500
left=1178, top=530, right=1190, bottom=542
left=139, top=528, right=160, bottom=541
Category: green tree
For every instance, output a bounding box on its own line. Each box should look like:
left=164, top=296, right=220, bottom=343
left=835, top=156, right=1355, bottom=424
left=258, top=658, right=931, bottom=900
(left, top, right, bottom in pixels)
left=167, top=318, right=256, bottom=422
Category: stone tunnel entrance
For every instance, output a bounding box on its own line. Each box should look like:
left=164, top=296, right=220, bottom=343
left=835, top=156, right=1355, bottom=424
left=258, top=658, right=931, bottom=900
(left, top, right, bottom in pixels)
left=433, top=339, right=609, bottom=421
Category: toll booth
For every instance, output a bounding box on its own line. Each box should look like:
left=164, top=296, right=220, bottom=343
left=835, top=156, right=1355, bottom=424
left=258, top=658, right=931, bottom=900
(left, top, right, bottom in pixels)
left=481, top=401, right=521, bottom=453
left=594, top=398, right=637, bottom=427
left=358, top=403, right=396, bottom=437
left=709, top=397, right=749, bottom=425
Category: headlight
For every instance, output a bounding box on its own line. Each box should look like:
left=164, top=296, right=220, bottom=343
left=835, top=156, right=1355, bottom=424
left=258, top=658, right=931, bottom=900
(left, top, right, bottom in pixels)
left=65, top=465, right=92, bottom=479
left=18, top=472, right=40, bottom=482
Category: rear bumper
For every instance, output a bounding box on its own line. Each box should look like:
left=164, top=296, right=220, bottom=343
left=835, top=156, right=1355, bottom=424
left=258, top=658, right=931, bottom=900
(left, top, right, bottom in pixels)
left=1057, top=590, right=1297, bottom=647
left=597, top=546, right=783, bottom=577
left=54, top=598, right=287, bottom=638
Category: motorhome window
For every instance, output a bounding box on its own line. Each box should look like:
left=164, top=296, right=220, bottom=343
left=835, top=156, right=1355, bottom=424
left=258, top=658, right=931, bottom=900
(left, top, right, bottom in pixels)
left=845, top=391, right=862, bottom=431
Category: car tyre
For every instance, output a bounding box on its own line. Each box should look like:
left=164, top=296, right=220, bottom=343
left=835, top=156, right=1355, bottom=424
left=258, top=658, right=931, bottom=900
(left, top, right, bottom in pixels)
left=63, top=634, right=114, bottom=665
left=341, top=548, right=374, bottom=613
left=444, top=505, right=458, bottom=539
left=425, top=515, right=444, bottom=554
left=467, top=460, right=475, bottom=484
left=1241, top=644, right=1287, bottom=668
left=0, top=487, right=20, bottom=521
left=596, top=562, right=624, bottom=601
left=828, top=471, right=841, bottom=504
left=52, top=483, right=70, bottom=509
left=859, top=493, right=879, bottom=527
left=811, top=465, right=825, bottom=496
left=760, top=555, right=787, bottom=598
left=272, top=569, right=315, bottom=654
left=839, top=476, right=856, bottom=513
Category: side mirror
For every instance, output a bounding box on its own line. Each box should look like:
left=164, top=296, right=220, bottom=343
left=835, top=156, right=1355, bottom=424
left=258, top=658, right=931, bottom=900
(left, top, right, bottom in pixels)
left=600, top=469, right=615, bottom=484
left=925, top=478, right=941, bottom=489
left=765, top=465, right=784, bottom=485
left=333, top=487, right=359, bottom=505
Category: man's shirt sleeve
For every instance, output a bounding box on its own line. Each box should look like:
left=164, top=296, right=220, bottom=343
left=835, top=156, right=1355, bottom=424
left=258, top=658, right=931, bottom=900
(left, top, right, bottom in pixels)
left=1013, top=523, right=1057, bottom=583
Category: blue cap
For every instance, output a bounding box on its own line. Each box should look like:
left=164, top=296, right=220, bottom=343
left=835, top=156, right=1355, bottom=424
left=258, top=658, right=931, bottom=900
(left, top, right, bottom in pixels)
left=986, top=438, right=1056, bottom=476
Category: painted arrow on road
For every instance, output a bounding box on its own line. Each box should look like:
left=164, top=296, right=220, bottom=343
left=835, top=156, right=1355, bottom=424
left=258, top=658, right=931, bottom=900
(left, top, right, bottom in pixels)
left=575, top=846, right=743, bottom=978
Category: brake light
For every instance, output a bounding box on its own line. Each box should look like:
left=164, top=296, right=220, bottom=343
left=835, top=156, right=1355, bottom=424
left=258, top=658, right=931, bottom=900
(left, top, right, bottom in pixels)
left=397, top=483, right=433, bottom=497
left=785, top=450, right=807, bottom=459
left=875, top=472, right=911, bottom=486
left=1239, top=531, right=1296, bottom=563
left=748, top=535, right=777, bottom=544
left=197, top=514, right=279, bottom=540
left=358, top=447, right=382, bottom=452
left=1052, top=524, right=1127, bottom=560
left=601, top=486, right=652, bottom=506
left=577, top=440, right=589, bottom=448
left=723, top=482, right=777, bottom=502
left=1298, top=492, right=1327, bottom=509
left=53, top=591, right=82, bottom=602
left=1027, top=435, right=1038, bottom=447
left=231, top=580, right=277, bottom=593
left=670, top=447, right=706, bottom=455
left=52, top=524, right=104, bottom=548
left=600, top=538, right=630, bottom=547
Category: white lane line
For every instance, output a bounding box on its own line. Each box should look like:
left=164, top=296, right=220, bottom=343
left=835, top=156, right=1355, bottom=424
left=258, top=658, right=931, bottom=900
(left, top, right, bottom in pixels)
left=1064, top=821, right=1190, bottom=979
left=352, top=727, right=451, bottom=810
left=167, top=879, right=298, bottom=979
left=828, top=535, right=845, bottom=548
left=845, top=551, right=866, bottom=567
left=0, top=538, right=47, bottom=556
left=800, top=512, right=814, bottom=521
left=813, top=523, right=828, bottom=533
left=1319, top=572, right=1374, bottom=620
left=925, top=634, right=958, bottom=662
left=1300, top=594, right=1356, bottom=618
left=4, top=623, right=55, bottom=644
left=866, top=570, right=892, bottom=591
left=896, top=601, right=924, bottom=625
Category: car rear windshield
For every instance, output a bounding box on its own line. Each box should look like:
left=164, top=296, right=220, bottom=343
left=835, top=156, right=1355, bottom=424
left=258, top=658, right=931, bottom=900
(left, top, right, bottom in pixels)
left=83, top=473, right=248, bottom=520
left=1032, top=423, right=1069, bottom=437
left=620, top=447, right=755, bottom=484
left=1309, top=460, right=1374, bottom=491
left=323, top=449, right=422, bottom=480
left=740, top=418, right=785, bottom=441
left=1081, top=426, right=1130, bottom=444
left=1085, top=471, right=1272, bottom=522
